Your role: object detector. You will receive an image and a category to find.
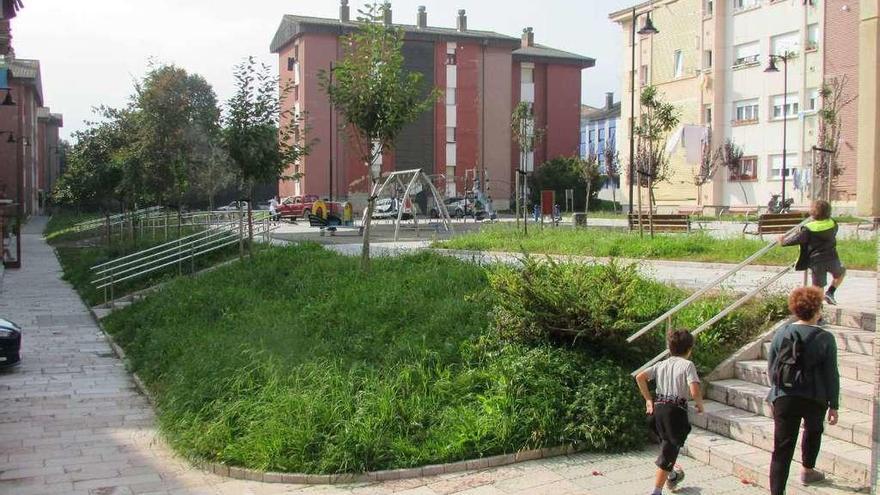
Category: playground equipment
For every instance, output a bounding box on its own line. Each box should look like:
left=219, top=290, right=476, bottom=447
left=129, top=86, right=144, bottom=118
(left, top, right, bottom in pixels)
left=362, top=169, right=454, bottom=241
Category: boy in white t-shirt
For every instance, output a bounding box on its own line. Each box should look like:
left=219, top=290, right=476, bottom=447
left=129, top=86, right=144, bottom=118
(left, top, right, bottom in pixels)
left=636, top=330, right=705, bottom=494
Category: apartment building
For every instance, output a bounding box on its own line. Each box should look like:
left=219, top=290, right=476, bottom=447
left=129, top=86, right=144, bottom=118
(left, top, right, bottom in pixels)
left=270, top=2, right=594, bottom=210
left=581, top=92, right=621, bottom=159
left=611, top=0, right=871, bottom=213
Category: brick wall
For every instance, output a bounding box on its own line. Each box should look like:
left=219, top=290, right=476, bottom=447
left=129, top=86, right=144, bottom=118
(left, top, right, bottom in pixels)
left=824, top=0, right=860, bottom=203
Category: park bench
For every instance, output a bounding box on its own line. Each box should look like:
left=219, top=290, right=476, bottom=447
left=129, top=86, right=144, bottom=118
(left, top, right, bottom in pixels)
left=743, top=212, right=807, bottom=237
left=855, top=217, right=879, bottom=239
left=628, top=213, right=691, bottom=233
left=676, top=206, right=704, bottom=217
left=308, top=213, right=348, bottom=236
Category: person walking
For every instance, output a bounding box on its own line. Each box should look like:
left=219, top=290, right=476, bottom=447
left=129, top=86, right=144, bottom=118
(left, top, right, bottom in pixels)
left=767, top=286, right=839, bottom=493
left=777, top=200, right=846, bottom=305
left=268, top=196, right=279, bottom=223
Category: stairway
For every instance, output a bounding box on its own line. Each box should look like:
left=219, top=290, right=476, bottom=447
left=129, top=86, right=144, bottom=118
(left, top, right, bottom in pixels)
left=682, top=309, right=875, bottom=494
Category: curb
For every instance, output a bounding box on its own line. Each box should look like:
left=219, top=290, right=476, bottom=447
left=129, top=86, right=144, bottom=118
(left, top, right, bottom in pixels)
left=84, top=304, right=582, bottom=486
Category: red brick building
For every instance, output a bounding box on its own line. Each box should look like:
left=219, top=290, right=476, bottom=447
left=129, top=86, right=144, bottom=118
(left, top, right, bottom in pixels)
left=270, top=2, right=594, bottom=210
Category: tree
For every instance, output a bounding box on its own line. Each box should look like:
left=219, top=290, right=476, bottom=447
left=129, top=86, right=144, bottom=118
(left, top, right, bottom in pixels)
left=528, top=156, right=601, bottom=213
left=633, top=86, right=679, bottom=237
left=224, top=56, right=309, bottom=256
left=189, top=141, right=234, bottom=211
left=816, top=76, right=856, bottom=201
left=511, top=101, right=545, bottom=232
left=716, top=139, right=746, bottom=204
left=320, top=2, right=438, bottom=270
left=602, top=137, right=622, bottom=212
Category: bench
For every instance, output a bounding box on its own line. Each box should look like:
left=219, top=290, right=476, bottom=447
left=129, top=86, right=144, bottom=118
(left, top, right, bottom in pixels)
left=628, top=214, right=691, bottom=233
left=855, top=217, right=879, bottom=239
left=676, top=206, right=705, bottom=216
left=308, top=214, right=346, bottom=236
left=744, top=212, right=807, bottom=237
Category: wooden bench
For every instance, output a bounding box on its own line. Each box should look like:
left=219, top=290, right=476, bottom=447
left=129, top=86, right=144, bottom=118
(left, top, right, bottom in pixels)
left=628, top=214, right=691, bottom=233
left=744, top=212, right=807, bottom=237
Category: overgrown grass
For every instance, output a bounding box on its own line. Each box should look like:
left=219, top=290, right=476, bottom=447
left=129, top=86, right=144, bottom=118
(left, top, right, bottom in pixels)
left=436, top=225, right=876, bottom=270
left=44, top=211, right=103, bottom=242
left=99, top=244, right=786, bottom=474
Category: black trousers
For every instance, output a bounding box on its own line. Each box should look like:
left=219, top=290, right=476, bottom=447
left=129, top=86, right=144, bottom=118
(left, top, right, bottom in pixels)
left=770, top=395, right=827, bottom=495
left=650, top=403, right=691, bottom=472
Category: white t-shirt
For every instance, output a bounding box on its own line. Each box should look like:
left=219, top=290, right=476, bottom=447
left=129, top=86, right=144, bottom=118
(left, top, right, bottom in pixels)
left=645, top=356, right=700, bottom=401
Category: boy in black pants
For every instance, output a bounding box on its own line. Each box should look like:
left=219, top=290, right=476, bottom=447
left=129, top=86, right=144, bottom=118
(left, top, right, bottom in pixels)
left=636, top=330, right=704, bottom=494
left=778, top=200, right=846, bottom=305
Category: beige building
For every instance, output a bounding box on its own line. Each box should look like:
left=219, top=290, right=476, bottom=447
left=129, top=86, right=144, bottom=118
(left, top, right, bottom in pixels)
left=611, top=0, right=877, bottom=215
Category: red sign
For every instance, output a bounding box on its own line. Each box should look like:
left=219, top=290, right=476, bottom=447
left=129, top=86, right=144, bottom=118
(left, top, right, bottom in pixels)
left=541, top=190, right=555, bottom=215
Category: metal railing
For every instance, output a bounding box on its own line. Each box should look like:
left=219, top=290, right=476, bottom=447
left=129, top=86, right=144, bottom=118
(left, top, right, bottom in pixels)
left=69, top=206, right=166, bottom=233
left=628, top=218, right=809, bottom=376
left=90, top=212, right=275, bottom=306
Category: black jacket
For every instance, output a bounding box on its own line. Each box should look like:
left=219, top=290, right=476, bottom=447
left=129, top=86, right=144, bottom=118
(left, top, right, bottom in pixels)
left=782, top=219, right=839, bottom=270
left=767, top=323, right=840, bottom=410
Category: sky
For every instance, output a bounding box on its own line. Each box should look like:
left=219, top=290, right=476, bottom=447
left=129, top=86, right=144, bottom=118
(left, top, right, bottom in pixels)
left=13, top=0, right=635, bottom=141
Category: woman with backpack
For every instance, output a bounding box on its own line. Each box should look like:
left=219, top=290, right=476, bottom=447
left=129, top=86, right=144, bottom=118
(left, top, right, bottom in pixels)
left=767, top=286, right=839, bottom=494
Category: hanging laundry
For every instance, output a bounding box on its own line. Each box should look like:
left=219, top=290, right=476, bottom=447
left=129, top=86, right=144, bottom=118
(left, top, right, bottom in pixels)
left=682, top=125, right=709, bottom=165
left=665, top=125, right=683, bottom=155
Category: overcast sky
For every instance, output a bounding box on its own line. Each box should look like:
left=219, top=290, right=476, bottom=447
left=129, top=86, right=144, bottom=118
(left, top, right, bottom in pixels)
left=13, top=0, right=634, bottom=141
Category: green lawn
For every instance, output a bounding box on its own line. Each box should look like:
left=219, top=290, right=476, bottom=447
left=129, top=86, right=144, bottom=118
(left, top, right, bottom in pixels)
left=99, top=244, right=785, bottom=474
left=436, top=225, right=876, bottom=270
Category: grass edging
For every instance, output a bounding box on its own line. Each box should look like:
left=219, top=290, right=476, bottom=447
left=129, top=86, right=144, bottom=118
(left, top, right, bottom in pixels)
left=84, top=293, right=585, bottom=486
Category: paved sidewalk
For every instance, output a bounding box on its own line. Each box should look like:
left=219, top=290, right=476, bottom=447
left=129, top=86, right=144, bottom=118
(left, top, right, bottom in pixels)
left=0, top=218, right=770, bottom=494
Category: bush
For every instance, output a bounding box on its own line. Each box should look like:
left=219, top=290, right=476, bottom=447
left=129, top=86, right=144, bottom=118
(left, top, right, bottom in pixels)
left=528, top=156, right=603, bottom=211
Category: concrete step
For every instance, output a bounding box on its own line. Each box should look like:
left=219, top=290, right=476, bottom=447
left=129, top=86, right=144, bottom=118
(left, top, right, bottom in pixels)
left=761, top=327, right=874, bottom=359
left=755, top=346, right=875, bottom=384
left=689, top=399, right=873, bottom=482
left=683, top=427, right=869, bottom=494
left=709, top=376, right=873, bottom=417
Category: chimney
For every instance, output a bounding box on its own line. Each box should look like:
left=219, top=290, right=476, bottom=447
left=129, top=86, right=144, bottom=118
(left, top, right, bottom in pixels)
left=382, top=2, right=392, bottom=26
left=522, top=27, right=534, bottom=48
left=457, top=9, right=467, bottom=32
left=417, top=6, right=427, bottom=29
left=339, top=0, right=350, bottom=22
left=605, top=92, right=614, bottom=110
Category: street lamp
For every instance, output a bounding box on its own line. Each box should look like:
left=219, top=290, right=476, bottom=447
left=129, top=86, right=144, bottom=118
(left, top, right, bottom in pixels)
left=628, top=8, right=659, bottom=214
left=764, top=52, right=794, bottom=206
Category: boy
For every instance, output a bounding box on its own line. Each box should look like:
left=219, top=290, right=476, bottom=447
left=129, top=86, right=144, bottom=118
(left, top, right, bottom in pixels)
left=636, top=330, right=705, bottom=494
left=777, top=200, right=846, bottom=305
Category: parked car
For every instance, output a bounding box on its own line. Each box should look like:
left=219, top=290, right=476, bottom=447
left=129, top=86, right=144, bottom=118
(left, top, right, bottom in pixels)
left=372, top=197, right=414, bottom=220
left=444, top=197, right=486, bottom=219
left=0, top=318, right=22, bottom=367
left=216, top=200, right=250, bottom=212
left=277, top=195, right=320, bottom=219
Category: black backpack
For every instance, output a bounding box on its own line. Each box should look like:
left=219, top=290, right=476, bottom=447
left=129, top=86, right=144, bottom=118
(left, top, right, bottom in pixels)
left=772, top=326, right=822, bottom=390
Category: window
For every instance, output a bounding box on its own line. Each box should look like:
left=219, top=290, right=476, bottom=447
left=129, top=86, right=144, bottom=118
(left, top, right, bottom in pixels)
left=446, top=126, right=456, bottom=143
left=673, top=50, right=684, bottom=78
left=771, top=31, right=800, bottom=57
left=446, top=88, right=456, bottom=105
left=730, top=156, right=758, bottom=181
left=588, top=130, right=595, bottom=155
left=808, top=88, right=819, bottom=111
left=704, top=0, right=714, bottom=16
left=733, top=0, right=759, bottom=12
left=806, top=24, right=819, bottom=50
left=704, top=50, right=713, bottom=70
left=446, top=42, right=457, bottom=65
left=772, top=94, right=799, bottom=119
left=640, top=64, right=649, bottom=85
left=521, top=66, right=534, bottom=84
left=769, top=153, right=799, bottom=180
left=598, top=128, right=606, bottom=153
left=734, top=98, right=760, bottom=123
left=704, top=104, right=712, bottom=125
left=733, top=42, right=760, bottom=67
left=609, top=125, right=616, bottom=146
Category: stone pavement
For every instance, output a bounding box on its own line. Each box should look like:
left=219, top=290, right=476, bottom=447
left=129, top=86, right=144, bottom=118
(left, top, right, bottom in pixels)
left=0, top=217, right=770, bottom=494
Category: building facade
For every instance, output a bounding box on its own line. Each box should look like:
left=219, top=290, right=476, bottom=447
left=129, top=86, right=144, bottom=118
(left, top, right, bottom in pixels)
left=271, top=2, right=594, bottom=210
left=611, top=0, right=872, bottom=213
left=581, top=92, right=621, bottom=160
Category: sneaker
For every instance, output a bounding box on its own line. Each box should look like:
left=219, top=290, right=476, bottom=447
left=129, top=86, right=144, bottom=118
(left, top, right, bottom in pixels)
left=666, top=465, right=685, bottom=491
left=801, top=469, right=826, bottom=485
left=824, top=293, right=837, bottom=305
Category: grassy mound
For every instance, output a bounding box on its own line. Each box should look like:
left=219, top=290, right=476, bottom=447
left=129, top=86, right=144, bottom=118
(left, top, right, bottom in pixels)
left=435, top=225, right=876, bottom=270
left=103, top=245, right=656, bottom=473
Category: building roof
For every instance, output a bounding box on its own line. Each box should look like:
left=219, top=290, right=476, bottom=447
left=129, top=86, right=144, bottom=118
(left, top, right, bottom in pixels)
left=608, top=0, right=668, bottom=21
left=270, top=14, right=594, bottom=68
left=271, top=14, right=520, bottom=53
left=512, top=44, right=595, bottom=68
left=582, top=102, right=621, bottom=123
left=37, top=107, right=63, bottom=126
left=8, top=58, right=42, bottom=105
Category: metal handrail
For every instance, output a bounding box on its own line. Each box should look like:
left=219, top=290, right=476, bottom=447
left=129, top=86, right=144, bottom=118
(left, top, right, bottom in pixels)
left=72, top=206, right=165, bottom=231
left=625, top=217, right=809, bottom=344
left=631, top=261, right=796, bottom=376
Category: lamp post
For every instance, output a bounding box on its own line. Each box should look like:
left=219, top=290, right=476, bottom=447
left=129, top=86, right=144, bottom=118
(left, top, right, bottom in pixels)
left=328, top=61, right=334, bottom=206
left=627, top=8, right=659, bottom=214
left=764, top=52, right=794, bottom=206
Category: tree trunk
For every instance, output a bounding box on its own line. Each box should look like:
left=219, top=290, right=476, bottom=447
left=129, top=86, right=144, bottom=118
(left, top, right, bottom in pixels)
left=515, top=171, right=521, bottom=232
left=636, top=180, right=643, bottom=238
left=648, top=184, right=655, bottom=238
left=238, top=202, right=244, bottom=261
left=360, top=178, right=378, bottom=272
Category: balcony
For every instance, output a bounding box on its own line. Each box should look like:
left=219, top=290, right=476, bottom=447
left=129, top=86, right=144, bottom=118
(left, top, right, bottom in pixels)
left=732, top=55, right=760, bottom=70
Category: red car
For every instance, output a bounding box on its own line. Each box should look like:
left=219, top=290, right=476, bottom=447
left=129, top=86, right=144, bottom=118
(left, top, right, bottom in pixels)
left=278, top=195, right=319, bottom=219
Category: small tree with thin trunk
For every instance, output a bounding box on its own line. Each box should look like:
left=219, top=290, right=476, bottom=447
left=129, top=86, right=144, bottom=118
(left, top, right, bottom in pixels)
left=634, top=86, right=679, bottom=237
left=816, top=76, right=856, bottom=201
left=320, top=2, right=438, bottom=270
left=511, top=101, right=545, bottom=232
left=224, top=56, right=310, bottom=257
left=602, top=137, right=621, bottom=212
left=716, top=139, right=746, bottom=204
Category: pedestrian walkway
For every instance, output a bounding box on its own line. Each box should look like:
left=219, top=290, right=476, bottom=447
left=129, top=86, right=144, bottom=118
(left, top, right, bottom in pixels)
left=0, top=217, right=770, bottom=494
